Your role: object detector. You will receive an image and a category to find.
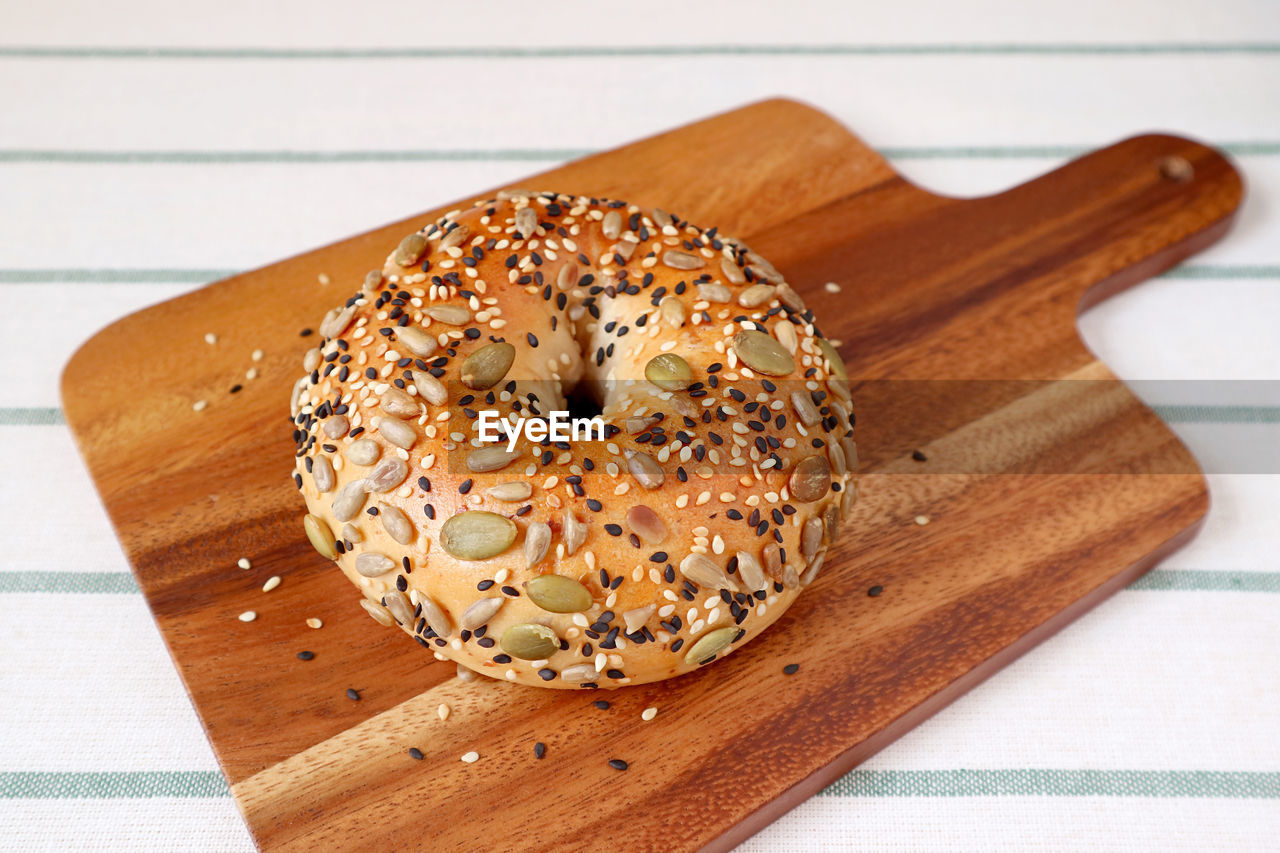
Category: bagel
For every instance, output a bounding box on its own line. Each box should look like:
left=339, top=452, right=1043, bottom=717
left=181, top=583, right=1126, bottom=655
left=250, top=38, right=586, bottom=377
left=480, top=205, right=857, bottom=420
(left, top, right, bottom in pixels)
left=290, top=190, right=856, bottom=688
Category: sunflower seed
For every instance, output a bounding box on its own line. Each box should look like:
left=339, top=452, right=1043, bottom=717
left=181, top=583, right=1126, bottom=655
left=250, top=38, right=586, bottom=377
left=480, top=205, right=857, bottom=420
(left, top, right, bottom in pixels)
left=775, top=282, right=806, bottom=312
left=841, top=437, right=859, bottom=472
left=413, top=372, right=448, bottom=406
left=341, top=523, right=363, bottom=543
left=459, top=597, right=504, bottom=630
left=615, top=237, right=638, bottom=261
left=346, top=438, right=380, bottom=466
left=379, top=504, right=414, bottom=544
left=426, top=304, right=471, bottom=326
left=311, top=454, right=335, bottom=493
left=625, top=505, right=667, bottom=545
left=737, top=284, right=776, bottom=308
left=744, top=250, right=782, bottom=281
left=563, top=511, right=587, bottom=556
left=487, top=481, right=533, bottom=502
left=500, top=623, right=560, bottom=660
left=645, top=353, right=693, bottom=391
left=679, top=553, right=738, bottom=592
left=800, top=548, right=827, bottom=587
left=720, top=256, right=746, bottom=284
left=735, top=550, right=767, bottom=591
left=652, top=208, right=673, bottom=229
left=663, top=249, right=705, bottom=270
left=460, top=342, right=515, bottom=390
left=622, top=604, right=655, bottom=633
left=658, top=296, right=686, bottom=328
left=331, top=480, right=368, bottom=522
left=393, top=233, right=428, bottom=267
left=524, top=521, right=551, bottom=568
left=467, top=445, right=518, bottom=473
left=322, top=414, right=349, bottom=439
left=319, top=304, right=357, bottom=339
left=696, top=282, right=731, bottom=303
left=527, top=574, right=593, bottom=613
left=363, top=269, right=383, bottom=291
left=625, top=450, right=664, bottom=490
left=418, top=594, right=453, bottom=638
left=367, top=458, right=408, bottom=492
left=497, top=187, right=534, bottom=200
left=355, top=552, right=396, bottom=577
left=625, top=415, right=660, bottom=435
left=773, top=321, right=798, bottom=354
left=397, top=326, right=438, bottom=358
left=515, top=207, right=538, bottom=238
left=380, top=387, right=420, bottom=418
left=824, top=504, right=841, bottom=539
left=733, top=329, right=795, bottom=376
left=762, top=541, right=783, bottom=583
left=439, top=223, right=471, bottom=250
left=802, top=517, right=825, bottom=558
left=684, top=626, right=740, bottom=665
left=790, top=391, right=821, bottom=426
left=441, top=511, right=517, bottom=560
left=378, top=418, right=417, bottom=450
left=828, top=375, right=853, bottom=402
left=790, top=454, right=831, bottom=503
left=560, top=663, right=599, bottom=683
left=383, top=589, right=414, bottom=625
left=303, top=514, right=337, bottom=559
left=456, top=662, right=478, bottom=682
left=303, top=347, right=322, bottom=372
left=828, top=440, right=847, bottom=476
left=602, top=210, right=622, bottom=240
left=360, top=597, right=395, bottom=627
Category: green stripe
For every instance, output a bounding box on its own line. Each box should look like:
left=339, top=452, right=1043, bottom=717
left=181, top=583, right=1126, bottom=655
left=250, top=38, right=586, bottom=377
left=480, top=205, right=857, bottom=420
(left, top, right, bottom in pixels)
left=1, top=142, right=1277, bottom=164
left=821, top=769, right=1280, bottom=798
left=0, top=571, right=138, bottom=594
left=0, top=771, right=228, bottom=799
left=1130, top=570, right=1280, bottom=592
left=0, top=407, right=63, bottom=425
left=1152, top=405, right=1280, bottom=423
left=1, top=44, right=1279, bottom=59
left=1160, top=264, right=1280, bottom=279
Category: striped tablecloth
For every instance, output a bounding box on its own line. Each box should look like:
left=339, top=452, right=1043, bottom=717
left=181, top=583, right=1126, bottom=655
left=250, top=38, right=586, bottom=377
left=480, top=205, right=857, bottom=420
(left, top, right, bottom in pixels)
left=2, top=1, right=1278, bottom=849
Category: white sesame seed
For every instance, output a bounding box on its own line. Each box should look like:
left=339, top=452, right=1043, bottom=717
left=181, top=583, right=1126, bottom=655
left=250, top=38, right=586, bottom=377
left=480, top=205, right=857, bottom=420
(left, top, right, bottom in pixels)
left=192, top=400, right=208, bottom=412
left=914, top=515, right=930, bottom=526
left=641, top=707, right=658, bottom=721
left=824, top=282, right=841, bottom=293
left=204, top=333, right=217, bottom=345
left=238, top=610, right=256, bottom=622
left=237, top=558, right=252, bottom=570
left=262, top=576, right=281, bottom=592
left=461, top=751, right=479, bottom=763
left=251, top=349, right=264, bottom=361
left=438, top=703, right=451, bottom=721
left=306, top=617, right=322, bottom=629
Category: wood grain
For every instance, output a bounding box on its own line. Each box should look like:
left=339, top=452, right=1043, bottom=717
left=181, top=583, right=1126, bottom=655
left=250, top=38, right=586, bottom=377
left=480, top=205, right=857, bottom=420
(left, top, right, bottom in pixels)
left=60, top=99, right=1242, bottom=851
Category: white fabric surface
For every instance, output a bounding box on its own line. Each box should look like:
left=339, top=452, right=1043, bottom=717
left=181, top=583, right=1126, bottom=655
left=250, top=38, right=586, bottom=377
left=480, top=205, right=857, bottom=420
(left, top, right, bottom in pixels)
left=1, top=1, right=1277, bottom=849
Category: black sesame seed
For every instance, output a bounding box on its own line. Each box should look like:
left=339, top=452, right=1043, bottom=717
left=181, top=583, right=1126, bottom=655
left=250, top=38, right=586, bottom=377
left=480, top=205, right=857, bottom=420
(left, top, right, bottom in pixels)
left=868, top=584, right=884, bottom=597
left=296, top=651, right=315, bottom=661
left=783, top=663, right=800, bottom=675
left=608, top=759, right=629, bottom=771
left=593, top=699, right=610, bottom=710
left=408, top=747, right=424, bottom=760
left=346, top=688, right=360, bottom=701
left=534, top=742, right=546, bottom=759
left=912, top=450, right=928, bottom=462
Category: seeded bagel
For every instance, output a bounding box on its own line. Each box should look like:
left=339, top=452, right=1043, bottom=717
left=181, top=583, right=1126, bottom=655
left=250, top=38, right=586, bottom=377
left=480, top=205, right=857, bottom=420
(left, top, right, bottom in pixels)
left=291, top=190, right=856, bottom=688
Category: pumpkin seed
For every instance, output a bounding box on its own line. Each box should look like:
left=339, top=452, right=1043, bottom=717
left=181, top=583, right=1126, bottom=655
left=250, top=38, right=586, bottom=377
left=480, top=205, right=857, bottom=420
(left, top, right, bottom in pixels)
left=363, top=269, right=383, bottom=291
left=696, top=282, right=731, bottom=303
left=515, top=207, right=538, bottom=238
left=379, top=504, right=414, bottom=544
left=659, top=296, right=686, bottom=327
left=563, top=511, right=587, bottom=556
left=397, top=326, right=438, bottom=358
left=303, top=514, right=337, bottom=559
left=355, top=552, right=396, bottom=577
left=802, top=516, right=825, bottom=558
left=441, top=511, right=517, bottom=560
left=322, top=414, right=349, bottom=439
left=720, top=256, right=746, bottom=284
left=560, top=663, right=599, bottom=683
left=791, top=391, right=820, bottom=426
left=380, top=387, right=419, bottom=418
left=527, top=574, right=593, bottom=613
left=377, top=418, right=416, bottom=450
left=460, top=342, right=515, bottom=390
left=346, top=438, right=380, bottom=466
left=679, top=553, right=738, bottom=592
left=800, top=548, right=827, bottom=587
left=467, top=445, right=518, bottom=473
left=790, top=454, right=831, bottom=503
left=459, top=597, right=504, bottom=630
left=394, top=233, right=428, bottom=267
left=311, top=454, right=335, bottom=493
left=413, top=372, right=448, bottom=406
left=625, top=505, right=667, bottom=545
left=737, top=284, right=776, bottom=308
left=602, top=210, right=622, bottom=240
left=524, top=521, right=551, bottom=568
left=331, top=480, right=368, bottom=522
left=360, top=597, right=395, bottom=627
left=684, top=626, right=740, bottom=665
left=625, top=450, right=664, bottom=490
left=732, top=329, right=795, bottom=376
left=762, top=542, right=783, bottom=583
left=663, top=249, right=705, bottom=270
left=500, top=623, right=560, bottom=660
left=384, top=589, right=414, bottom=625
left=735, top=550, right=767, bottom=591
left=487, top=481, right=533, bottom=502
left=320, top=305, right=357, bottom=340
left=645, top=353, right=693, bottom=391
left=418, top=594, right=453, bottom=638
left=439, top=223, right=471, bottom=250
left=367, top=458, right=408, bottom=492
left=427, top=304, right=471, bottom=326
left=622, top=604, right=655, bottom=633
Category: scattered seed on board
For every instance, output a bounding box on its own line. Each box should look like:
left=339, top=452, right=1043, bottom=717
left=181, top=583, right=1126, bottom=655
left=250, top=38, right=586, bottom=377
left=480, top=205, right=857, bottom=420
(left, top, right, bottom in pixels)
left=408, top=747, right=424, bottom=761
left=438, top=703, right=451, bottom=721
left=346, top=688, right=360, bottom=701
left=237, top=558, right=252, bottom=570
left=192, top=400, right=208, bottom=412
left=296, top=650, right=314, bottom=661
left=262, top=576, right=281, bottom=592
left=534, top=742, right=546, bottom=759
left=251, top=349, right=264, bottom=362
left=783, top=663, right=800, bottom=675
left=641, top=707, right=658, bottom=721
left=306, top=617, right=323, bottom=629
left=461, top=751, right=480, bottom=764
left=868, top=585, right=884, bottom=597
left=912, top=450, right=928, bottom=462
left=824, top=282, right=841, bottom=293
left=914, top=515, right=930, bottom=526
left=238, top=611, right=256, bottom=622
left=608, top=759, right=629, bottom=771
left=594, top=699, right=610, bottom=710
left=204, top=333, right=217, bottom=344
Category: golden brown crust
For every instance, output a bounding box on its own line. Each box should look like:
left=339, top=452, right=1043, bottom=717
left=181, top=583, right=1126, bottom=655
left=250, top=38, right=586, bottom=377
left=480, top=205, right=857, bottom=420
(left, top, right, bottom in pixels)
left=290, top=190, right=856, bottom=688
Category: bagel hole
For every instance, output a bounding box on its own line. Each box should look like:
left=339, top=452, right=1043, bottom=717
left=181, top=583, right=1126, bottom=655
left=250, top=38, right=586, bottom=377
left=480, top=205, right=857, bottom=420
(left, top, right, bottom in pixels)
left=564, top=381, right=605, bottom=422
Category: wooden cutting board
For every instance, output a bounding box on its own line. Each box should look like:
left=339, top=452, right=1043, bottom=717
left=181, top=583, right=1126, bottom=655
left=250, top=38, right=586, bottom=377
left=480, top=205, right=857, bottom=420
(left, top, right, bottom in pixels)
left=61, top=99, right=1242, bottom=851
